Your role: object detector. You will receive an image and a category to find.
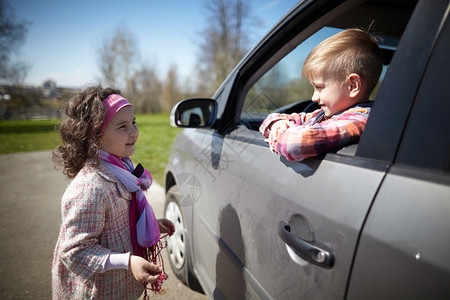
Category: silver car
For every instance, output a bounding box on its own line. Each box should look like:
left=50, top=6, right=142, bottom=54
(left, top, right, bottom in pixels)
left=164, top=0, right=450, bottom=298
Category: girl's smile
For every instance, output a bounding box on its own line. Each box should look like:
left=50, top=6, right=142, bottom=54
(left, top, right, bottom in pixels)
left=99, top=106, right=139, bottom=158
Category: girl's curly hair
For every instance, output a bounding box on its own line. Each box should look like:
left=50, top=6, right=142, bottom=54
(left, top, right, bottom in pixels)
left=53, top=85, right=121, bottom=178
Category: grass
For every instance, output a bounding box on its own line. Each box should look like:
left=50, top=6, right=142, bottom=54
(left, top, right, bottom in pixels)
left=0, top=119, right=61, bottom=153
left=133, top=114, right=181, bottom=184
left=0, top=115, right=181, bottom=184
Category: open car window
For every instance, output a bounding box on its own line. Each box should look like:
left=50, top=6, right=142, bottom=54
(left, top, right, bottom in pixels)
left=240, top=26, right=395, bottom=131
left=239, top=0, right=413, bottom=132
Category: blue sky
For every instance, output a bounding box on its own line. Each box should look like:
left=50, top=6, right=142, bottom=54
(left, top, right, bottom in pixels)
left=10, top=0, right=299, bottom=88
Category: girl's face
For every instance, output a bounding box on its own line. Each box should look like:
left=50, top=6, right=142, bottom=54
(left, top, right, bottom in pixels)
left=99, top=106, right=139, bottom=158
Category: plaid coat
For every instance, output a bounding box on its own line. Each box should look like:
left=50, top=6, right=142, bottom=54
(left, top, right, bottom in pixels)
left=52, top=161, right=143, bottom=299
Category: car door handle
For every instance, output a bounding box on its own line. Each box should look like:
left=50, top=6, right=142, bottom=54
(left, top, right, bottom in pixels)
left=278, top=221, right=334, bottom=268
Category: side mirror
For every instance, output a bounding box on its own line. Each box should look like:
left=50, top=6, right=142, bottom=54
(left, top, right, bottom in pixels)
left=170, top=98, right=218, bottom=128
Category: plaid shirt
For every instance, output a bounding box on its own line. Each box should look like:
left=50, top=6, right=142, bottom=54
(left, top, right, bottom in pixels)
left=52, top=162, right=143, bottom=299
left=259, top=103, right=372, bottom=161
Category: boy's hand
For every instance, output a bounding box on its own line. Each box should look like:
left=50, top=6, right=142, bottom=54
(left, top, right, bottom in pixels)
left=158, top=218, right=175, bottom=236
left=129, top=255, right=162, bottom=284
left=267, top=120, right=294, bottom=144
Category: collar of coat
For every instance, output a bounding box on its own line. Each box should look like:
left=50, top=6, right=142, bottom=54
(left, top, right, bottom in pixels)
left=93, top=160, right=133, bottom=201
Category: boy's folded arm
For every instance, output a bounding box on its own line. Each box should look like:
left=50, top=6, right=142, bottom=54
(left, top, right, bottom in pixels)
left=259, top=112, right=307, bottom=137
left=272, top=114, right=368, bottom=161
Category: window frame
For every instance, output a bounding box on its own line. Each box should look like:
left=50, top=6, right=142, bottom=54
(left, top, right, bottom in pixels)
left=356, top=0, right=449, bottom=163
left=219, top=0, right=423, bottom=167
left=393, top=10, right=450, bottom=175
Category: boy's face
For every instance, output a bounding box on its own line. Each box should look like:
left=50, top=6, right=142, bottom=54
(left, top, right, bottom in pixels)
left=310, top=72, right=355, bottom=117
left=99, top=106, right=139, bottom=158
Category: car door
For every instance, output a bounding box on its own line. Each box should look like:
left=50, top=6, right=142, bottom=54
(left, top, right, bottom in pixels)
left=347, top=10, right=450, bottom=299
left=189, top=0, right=424, bottom=299
left=185, top=77, right=255, bottom=298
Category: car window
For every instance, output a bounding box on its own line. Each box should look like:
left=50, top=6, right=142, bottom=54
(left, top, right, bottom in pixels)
left=241, top=27, right=340, bottom=120
left=240, top=25, right=393, bottom=130
left=237, top=0, right=420, bottom=134
left=356, top=0, right=440, bottom=163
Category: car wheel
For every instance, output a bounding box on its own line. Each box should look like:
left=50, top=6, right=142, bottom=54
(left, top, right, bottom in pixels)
left=164, top=185, right=188, bottom=283
left=164, top=184, right=204, bottom=293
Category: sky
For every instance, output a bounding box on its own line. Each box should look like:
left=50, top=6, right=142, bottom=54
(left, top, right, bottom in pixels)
left=10, top=0, right=300, bottom=88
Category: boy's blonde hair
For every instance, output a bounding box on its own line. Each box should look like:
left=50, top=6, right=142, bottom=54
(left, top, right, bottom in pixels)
left=302, top=28, right=383, bottom=98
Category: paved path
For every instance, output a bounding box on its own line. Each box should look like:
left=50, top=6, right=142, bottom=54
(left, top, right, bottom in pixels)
left=0, top=151, right=206, bottom=299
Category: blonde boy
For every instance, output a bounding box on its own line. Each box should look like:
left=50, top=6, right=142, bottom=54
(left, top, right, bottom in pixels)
left=259, top=29, right=383, bottom=161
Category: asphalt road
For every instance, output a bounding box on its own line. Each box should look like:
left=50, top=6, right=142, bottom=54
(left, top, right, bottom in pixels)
left=0, top=151, right=206, bottom=300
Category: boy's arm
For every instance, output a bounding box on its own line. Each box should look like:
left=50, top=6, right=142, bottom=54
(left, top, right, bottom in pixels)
left=267, top=120, right=294, bottom=145
left=270, top=109, right=369, bottom=161
left=259, top=112, right=308, bottom=137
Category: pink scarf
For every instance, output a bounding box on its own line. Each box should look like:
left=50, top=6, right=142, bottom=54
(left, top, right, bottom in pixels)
left=99, top=150, right=160, bottom=252
left=99, top=150, right=167, bottom=296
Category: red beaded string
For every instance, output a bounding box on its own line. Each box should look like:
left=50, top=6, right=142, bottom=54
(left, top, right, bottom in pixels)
left=142, top=234, right=169, bottom=299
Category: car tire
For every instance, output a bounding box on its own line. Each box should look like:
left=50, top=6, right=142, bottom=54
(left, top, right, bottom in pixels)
left=164, top=184, right=204, bottom=293
left=164, top=185, right=188, bottom=283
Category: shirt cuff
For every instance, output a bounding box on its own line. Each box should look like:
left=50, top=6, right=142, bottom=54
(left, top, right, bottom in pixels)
left=98, top=252, right=130, bottom=273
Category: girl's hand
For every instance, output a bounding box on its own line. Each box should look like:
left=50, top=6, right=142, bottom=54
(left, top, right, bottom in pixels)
left=129, top=255, right=161, bottom=284
left=158, top=218, right=175, bottom=236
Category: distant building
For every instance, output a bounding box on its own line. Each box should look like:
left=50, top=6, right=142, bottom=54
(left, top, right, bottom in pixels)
left=42, top=80, right=57, bottom=98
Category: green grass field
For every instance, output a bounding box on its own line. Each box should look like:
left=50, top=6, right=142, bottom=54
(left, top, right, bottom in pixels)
left=0, top=115, right=181, bottom=184
left=133, top=114, right=181, bottom=185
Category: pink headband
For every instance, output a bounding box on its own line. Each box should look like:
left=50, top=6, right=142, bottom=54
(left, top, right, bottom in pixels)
left=101, top=94, right=132, bottom=132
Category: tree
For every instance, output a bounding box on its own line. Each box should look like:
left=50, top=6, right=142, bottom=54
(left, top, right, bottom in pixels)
left=0, top=0, right=30, bottom=84
left=97, top=26, right=140, bottom=91
left=161, top=64, right=181, bottom=113
left=196, top=0, right=255, bottom=94
left=127, top=64, right=162, bottom=114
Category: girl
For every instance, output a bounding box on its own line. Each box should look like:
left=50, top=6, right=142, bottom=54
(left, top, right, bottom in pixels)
left=52, top=86, right=175, bottom=299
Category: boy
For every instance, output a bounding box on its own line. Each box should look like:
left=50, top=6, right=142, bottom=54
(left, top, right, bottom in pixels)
left=259, top=29, right=383, bottom=161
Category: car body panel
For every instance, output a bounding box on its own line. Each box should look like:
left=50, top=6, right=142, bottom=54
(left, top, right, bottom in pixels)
left=169, top=123, right=390, bottom=298
left=164, top=0, right=450, bottom=298
left=347, top=171, right=450, bottom=299
left=347, top=12, right=450, bottom=298
left=222, top=138, right=387, bottom=299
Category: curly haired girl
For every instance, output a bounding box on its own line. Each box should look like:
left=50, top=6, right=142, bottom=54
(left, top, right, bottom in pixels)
left=52, top=85, right=174, bottom=299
